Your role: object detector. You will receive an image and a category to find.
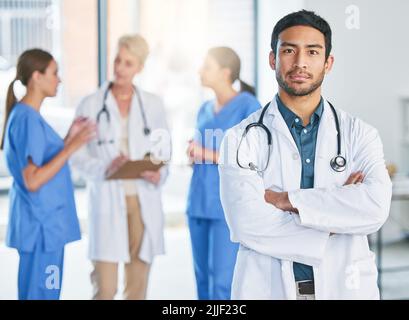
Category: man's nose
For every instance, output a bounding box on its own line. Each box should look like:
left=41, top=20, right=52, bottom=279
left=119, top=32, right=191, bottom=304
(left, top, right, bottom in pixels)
left=293, top=52, right=308, bottom=69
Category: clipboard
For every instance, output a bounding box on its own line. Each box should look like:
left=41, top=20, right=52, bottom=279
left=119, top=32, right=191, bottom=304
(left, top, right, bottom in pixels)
left=106, top=159, right=165, bottom=180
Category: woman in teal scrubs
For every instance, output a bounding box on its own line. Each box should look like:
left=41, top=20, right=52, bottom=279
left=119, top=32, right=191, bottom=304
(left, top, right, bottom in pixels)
left=1, top=49, right=96, bottom=300
left=186, top=47, right=261, bottom=300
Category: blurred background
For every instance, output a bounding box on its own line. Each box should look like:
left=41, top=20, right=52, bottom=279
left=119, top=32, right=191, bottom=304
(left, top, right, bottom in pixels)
left=1, top=0, right=409, bottom=300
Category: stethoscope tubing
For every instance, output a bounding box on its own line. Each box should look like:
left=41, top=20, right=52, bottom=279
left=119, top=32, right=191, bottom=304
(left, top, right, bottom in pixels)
left=236, top=99, right=346, bottom=173
left=96, top=82, right=151, bottom=145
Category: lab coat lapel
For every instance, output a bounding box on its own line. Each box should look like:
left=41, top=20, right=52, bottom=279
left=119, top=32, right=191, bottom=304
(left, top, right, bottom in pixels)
left=314, top=99, right=339, bottom=188
left=264, top=99, right=301, bottom=192
left=266, top=99, right=298, bottom=152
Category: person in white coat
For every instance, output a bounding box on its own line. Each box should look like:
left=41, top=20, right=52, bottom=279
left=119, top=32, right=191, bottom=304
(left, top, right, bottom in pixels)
left=218, top=10, right=392, bottom=300
left=70, top=34, right=171, bottom=300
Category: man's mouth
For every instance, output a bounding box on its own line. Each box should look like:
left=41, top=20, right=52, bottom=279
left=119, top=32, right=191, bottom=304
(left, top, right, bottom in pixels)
left=288, top=73, right=311, bottom=81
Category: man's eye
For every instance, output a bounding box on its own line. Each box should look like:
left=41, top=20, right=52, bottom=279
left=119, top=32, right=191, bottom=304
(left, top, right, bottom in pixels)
left=283, top=48, right=294, bottom=54
left=309, top=50, right=319, bottom=55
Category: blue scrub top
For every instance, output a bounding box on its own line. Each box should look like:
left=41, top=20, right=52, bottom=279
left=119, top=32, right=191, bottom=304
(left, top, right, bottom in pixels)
left=187, top=92, right=261, bottom=220
left=3, top=103, right=81, bottom=252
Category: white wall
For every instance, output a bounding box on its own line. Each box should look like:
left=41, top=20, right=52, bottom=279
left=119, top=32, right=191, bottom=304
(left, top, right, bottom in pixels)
left=258, top=0, right=409, bottom=172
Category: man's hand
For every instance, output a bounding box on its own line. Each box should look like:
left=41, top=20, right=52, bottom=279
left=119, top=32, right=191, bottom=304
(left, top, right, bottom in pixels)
left=344, top=171, right=364, bottom=185
left=264, top=171, right=366, bottom=235
left=264, top=172, right=365, bottom=207
left=264, top=190, right=299, bottom=213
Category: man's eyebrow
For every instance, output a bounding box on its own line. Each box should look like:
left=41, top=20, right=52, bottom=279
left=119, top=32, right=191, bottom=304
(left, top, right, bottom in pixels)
left=280, top=42, right=324, bottom=49
left=306, top=44, right=324, bottom=49
left=280, top=42, right=297, bottom=47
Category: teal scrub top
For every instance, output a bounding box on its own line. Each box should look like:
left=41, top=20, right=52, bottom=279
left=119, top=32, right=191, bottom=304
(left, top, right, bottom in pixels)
left=187, top=92, right=261, bottom=220
left=4, top=103, right=81, bottom=252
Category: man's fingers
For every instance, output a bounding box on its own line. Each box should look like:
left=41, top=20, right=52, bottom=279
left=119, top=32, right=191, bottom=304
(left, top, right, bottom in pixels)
left=264, top=190, right=270, bottom=203
left=344, top=172, right=364, bottom=185
left=344, top=174, right=354, bottom=185
left=344, top=173, right=357, bottom=185
left=353, top=172, right=364, bottom=184
left=350, top=173, right=360, bottom=184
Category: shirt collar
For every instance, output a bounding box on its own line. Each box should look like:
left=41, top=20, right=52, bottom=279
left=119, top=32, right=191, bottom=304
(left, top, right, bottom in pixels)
left=276, top=94, right=323, bottom=128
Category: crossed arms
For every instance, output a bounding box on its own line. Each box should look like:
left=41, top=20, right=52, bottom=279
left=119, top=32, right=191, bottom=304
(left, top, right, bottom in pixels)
left=218, top=123, right=392, bottom=265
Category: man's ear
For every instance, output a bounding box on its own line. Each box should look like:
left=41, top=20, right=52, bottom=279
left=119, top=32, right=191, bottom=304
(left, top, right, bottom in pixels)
left=269, top=51, right=276, bottom=70
left=325, top=54, right=334, bottom=74
left=269, top=51, right=276, bottom=71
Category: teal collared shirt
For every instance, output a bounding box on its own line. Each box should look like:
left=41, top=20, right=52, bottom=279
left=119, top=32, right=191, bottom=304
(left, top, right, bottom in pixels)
left=276, top=94, right=324, bottom=282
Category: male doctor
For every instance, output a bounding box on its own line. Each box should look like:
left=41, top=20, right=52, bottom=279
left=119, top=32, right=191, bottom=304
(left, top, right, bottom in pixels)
left=218, top=10, right=392, bottom=300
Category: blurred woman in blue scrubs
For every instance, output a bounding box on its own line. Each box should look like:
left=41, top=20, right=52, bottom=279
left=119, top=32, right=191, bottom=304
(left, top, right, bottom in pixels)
left=186, top=47, right=261, bottom=300
left=0, top=49, right=96, bottom=300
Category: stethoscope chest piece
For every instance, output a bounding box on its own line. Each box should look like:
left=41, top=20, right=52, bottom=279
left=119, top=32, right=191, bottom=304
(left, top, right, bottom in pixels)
left=330, top=155, right=347, bottom=172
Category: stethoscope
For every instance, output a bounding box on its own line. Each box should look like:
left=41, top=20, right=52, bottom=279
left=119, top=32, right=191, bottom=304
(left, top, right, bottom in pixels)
left=96, top=82, right=151, bottom=145
left=236, top=99, right=347, bottom=173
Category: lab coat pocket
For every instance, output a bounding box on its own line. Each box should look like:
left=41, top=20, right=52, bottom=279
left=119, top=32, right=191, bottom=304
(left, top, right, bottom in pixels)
left=345, top=251, right=379, bottom=299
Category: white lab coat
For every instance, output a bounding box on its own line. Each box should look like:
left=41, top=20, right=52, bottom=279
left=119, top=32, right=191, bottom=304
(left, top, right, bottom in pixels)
left=218, top=97, right=392, bottom=300
left=70, top=82, right=171, bottom=264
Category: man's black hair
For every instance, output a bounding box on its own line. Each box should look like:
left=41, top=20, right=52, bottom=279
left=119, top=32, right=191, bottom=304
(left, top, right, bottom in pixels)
left=271, top=10, right=332, bottom=60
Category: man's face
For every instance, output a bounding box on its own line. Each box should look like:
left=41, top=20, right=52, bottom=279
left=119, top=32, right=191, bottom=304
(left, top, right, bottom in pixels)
left=270, top=25, right=334, bottom=97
